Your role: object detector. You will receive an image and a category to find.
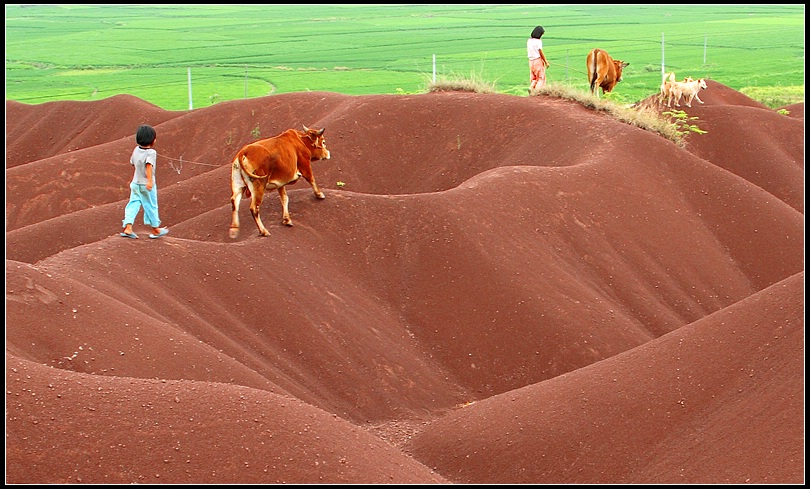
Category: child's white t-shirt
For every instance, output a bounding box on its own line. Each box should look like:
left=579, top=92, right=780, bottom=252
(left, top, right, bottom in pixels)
left=131, top=146, right=157, bottom=185
left=527, top=38, right=544, bottom=60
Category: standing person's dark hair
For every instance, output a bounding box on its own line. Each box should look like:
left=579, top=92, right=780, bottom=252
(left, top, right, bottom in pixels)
left=119, top=124, right=169, bottom=239
left=136, top=124, right=157, bottom=147
left=527, top=25, right=549, bottom=92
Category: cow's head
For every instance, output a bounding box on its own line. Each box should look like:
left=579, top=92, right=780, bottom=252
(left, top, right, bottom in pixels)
left=302, top=125, right=330, bottom=161
left=614, top=60, right=629, bottom=82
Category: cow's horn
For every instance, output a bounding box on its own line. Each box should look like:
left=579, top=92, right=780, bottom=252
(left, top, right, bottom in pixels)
left=303, top=124, right=310, bottom=132
left=317, top=128, right=325, bottom=136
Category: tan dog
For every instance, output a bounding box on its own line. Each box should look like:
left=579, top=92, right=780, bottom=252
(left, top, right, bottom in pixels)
left=659, top=72, right=676, bottom=104
left=667, top=76, right=692, bottom=107
left=668, top=76, right=708, bottom=108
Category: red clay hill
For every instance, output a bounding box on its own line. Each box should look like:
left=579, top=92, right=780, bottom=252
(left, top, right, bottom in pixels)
left=5, top=81, right=804, bottom=484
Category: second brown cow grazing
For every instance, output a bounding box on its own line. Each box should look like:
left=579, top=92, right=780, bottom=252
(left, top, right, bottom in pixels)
left=229, top=126, right=331, bottom=238
left=586, top=48, right=629, bottom=98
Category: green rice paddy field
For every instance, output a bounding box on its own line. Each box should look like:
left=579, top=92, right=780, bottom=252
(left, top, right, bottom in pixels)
left=4, top=4, right=805, bottom=110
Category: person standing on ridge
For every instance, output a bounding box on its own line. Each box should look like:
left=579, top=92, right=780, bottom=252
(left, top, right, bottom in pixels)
left=527, top=25, right=549, bottom=92
left=120, top=124, right=169, bottom=239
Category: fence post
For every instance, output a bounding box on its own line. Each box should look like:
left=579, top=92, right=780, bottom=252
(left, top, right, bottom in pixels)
left=703, top=34, right=709, bottom=65
left=187, top=67, right=193, bottom=110
left=566, top=49, right=569, bottom=81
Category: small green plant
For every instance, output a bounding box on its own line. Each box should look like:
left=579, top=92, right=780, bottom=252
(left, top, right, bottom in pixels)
left=251, top=124, right=261, bottom=139
left=209, top=93, right=221, bottom=105
left=395, top=87, right=422, bottom=95
left=662, top=109, right=708, bottom=136
left=777, top=108, right=790, bottom=116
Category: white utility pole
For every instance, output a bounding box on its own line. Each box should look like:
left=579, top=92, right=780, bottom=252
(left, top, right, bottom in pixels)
left=187, top=67, right=193, bottom=110
left=703, top=34, right=708, bottom=65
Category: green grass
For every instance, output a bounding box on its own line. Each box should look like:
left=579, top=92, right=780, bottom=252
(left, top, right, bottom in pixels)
left=427, top=70, right=498, bottom=94
left=739, top=86, right=805, bottom=109
left=531, top=82, right=697, bottom=146
left=5, top=4, right=804, bottom=110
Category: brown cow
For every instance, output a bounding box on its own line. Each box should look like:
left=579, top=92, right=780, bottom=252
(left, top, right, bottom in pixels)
left=229, top=126, right=330, bottom=238
left=586, top=48, right=629, bottom=98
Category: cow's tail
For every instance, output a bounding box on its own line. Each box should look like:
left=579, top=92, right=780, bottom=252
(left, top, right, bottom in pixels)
left=231, top=155, right=247, bottom=198
left=589, top=49, right=599, bottom=93
left=236, top=153, right=268, bottom=181
left=233, top=153, right=268, bottom=199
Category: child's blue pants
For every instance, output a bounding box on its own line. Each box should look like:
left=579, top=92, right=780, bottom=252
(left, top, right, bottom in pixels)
left=122, top=182, right=161, bottom=228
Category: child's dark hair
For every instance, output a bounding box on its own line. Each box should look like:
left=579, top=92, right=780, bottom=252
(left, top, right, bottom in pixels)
left=531, top=26, right=545, bottom=39
left=136, top=124, right=157, bottom=147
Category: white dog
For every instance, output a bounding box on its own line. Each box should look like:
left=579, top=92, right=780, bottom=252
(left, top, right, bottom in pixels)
left=667, top=76, right=708, bottom=108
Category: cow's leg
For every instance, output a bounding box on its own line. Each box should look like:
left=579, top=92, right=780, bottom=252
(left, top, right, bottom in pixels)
left=249, top=182, right=271, bottom=236
left=307, top=176, right=325, bottom=199
left=297, top=164, right=325, bottom=199
left=229, top=159, right=245, bottom=238
left=229, top=190, right=242, bottom=238
left=278, top=186, right=293, bottom=226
